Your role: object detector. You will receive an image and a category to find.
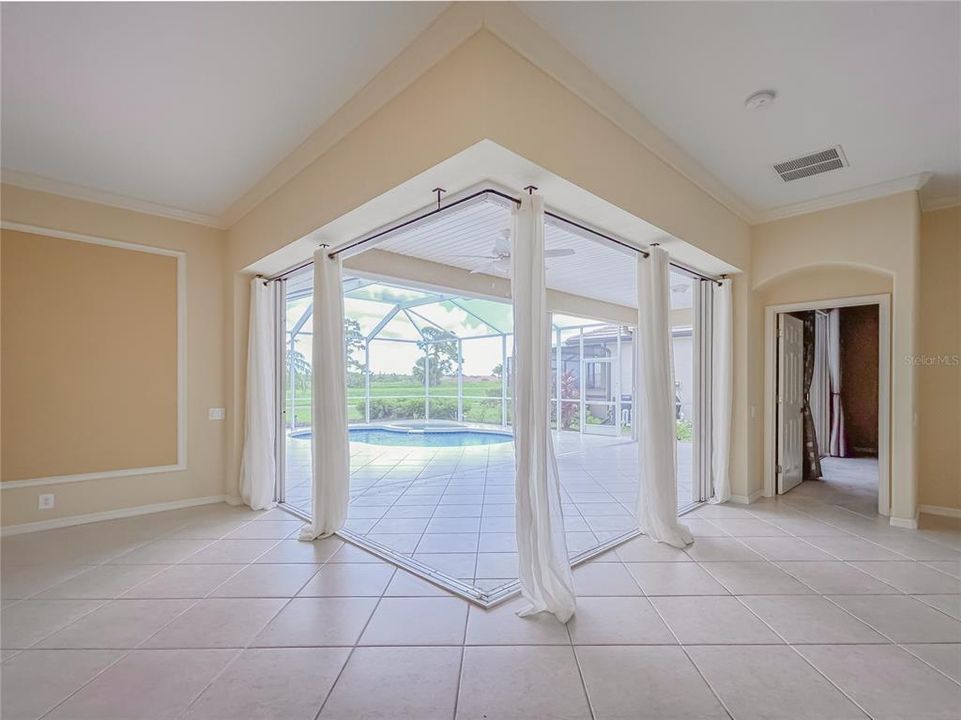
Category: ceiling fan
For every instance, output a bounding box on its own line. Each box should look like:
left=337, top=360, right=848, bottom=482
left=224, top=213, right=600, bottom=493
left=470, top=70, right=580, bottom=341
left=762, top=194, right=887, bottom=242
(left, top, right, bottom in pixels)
left=446, top=230, right=576, bottom=275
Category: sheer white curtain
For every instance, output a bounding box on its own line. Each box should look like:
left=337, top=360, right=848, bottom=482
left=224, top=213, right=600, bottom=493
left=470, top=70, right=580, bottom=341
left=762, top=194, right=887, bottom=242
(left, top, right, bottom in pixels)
left=299, top=247, right=350, bottom=541
left=635, top=247, right=694, bottom=547
left=240, top=277, right=278, bottom=511
left=709, top=278, right=733, bottom=504
left=512, top=193, right=576, bottom=622
left=812, top=311, right=831, bottom=458
left=827, top=308, right=847, bottom=457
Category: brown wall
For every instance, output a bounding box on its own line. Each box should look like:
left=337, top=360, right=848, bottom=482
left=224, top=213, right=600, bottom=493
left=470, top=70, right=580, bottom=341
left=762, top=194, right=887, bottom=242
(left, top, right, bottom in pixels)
left=1, top=229, right=179, bottom=480
left=840, top=305, right=880, bottom=456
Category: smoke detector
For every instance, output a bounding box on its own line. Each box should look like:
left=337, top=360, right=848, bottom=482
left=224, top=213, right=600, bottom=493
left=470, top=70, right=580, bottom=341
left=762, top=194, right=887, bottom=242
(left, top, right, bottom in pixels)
left=745, top=90, right=776, bottom=110
left=774, top=146, right=849, bottom=182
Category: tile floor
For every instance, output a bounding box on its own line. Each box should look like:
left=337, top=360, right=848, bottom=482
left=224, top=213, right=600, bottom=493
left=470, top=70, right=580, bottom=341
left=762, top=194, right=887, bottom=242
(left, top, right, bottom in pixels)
left=285, top=430, right=695, bottom=595
left=2, top=466, right=960, bottom=719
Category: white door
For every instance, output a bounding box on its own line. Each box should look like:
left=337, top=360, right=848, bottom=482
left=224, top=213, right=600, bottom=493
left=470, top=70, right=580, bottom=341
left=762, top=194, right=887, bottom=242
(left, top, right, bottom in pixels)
left=777, top=314, right=804, bottom=494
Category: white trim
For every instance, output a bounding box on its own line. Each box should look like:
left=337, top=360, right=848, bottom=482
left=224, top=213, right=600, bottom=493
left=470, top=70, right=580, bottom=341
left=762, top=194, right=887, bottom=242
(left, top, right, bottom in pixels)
left=921, top=195, right=961, bottom=213
left=1, top=169, right=224, bottom=228
left=0, top=221, right=188, bottom=485
left=0, top=496, right=230, bottom=536
left=889, top=515, right=918, bottom=530
left=755, top=174, right=931, bottom=224
left=919, top=504, right=961, bottom=519
left=729, top=489, right=764, bottom=505
left=763, top=294, right=892, bottom=518
left=1, top=464, right=186, bottom=490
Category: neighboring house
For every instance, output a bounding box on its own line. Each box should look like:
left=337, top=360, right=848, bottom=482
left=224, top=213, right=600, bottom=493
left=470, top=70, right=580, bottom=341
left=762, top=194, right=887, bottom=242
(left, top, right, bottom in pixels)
left=552, top=325, right=694, bottom=426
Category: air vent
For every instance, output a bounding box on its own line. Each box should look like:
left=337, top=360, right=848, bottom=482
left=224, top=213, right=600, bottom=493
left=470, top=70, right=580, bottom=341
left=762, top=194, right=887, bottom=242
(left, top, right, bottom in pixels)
left=774, top=146, right=847, bottom=182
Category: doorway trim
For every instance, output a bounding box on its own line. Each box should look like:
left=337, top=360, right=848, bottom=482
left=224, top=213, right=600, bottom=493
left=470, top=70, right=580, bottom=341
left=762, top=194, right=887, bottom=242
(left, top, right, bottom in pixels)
left=763, top=294, right=891, bottom=516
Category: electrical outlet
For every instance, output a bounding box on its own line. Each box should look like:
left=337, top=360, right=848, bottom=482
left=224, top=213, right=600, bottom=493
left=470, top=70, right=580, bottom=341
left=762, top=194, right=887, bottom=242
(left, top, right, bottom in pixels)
left=38, top=493, right=55, bottom=510
left=208, top=408, right=225, bottom=421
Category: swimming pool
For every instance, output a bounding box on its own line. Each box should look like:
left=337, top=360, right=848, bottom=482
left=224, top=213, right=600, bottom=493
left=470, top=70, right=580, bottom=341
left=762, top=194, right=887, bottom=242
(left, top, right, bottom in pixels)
left=291, top=425, right=513, bottom=447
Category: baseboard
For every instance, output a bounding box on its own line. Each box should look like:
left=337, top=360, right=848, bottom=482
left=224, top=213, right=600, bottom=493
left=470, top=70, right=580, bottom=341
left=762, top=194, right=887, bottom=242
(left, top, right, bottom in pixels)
left=223, top=495, right=244, bottom=506
left=729, top=489, right=764, bottom=505
left=919, top=504, right=961, bottom=519
left=1, top=495, right=232, bottom=536
left=889, top=514, right=919, bottom=530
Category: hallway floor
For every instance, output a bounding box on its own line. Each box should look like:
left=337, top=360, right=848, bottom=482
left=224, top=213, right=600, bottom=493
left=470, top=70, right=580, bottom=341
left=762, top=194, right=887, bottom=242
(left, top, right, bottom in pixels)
left=786, top=456, right=881, bottom=517
left=2, top=481, right=959, bottom=719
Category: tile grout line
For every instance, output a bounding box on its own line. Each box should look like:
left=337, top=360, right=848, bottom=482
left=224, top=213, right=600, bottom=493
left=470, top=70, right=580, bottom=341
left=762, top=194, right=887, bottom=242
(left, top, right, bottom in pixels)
left=311, top=592, right=388, bottom=720
left=638, top=569, right=737, bottom=720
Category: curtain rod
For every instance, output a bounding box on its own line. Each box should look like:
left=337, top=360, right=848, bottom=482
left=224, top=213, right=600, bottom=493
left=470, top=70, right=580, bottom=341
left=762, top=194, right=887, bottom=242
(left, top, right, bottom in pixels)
left=269, top=187, right=723, bottom=285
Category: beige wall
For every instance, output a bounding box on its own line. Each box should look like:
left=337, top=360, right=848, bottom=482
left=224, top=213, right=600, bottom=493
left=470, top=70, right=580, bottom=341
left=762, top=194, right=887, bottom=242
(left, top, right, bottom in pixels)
left=2, top=229, right=179, bottom=480
left=224, top=28, right=752, bottom=501
left=0, top=185, right=227, bottom=528
left=918, top=206, right=961, bottom=511
left=751, top=192, right=921, bottom=522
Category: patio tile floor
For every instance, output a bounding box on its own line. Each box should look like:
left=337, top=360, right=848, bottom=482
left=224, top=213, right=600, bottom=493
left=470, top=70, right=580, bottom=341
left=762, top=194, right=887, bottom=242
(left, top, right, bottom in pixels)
left=283, top=430, right=694, bottom=596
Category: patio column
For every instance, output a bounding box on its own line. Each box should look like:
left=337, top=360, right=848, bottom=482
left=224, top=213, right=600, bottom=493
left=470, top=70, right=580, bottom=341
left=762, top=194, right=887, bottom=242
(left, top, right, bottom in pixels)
left=364, top=343, right=370, bottom=423
left=457, top=339, right=463, bottom=422
left=424, top=342, right=430, bottom=421
left=501, top=334, right=508, bottom=427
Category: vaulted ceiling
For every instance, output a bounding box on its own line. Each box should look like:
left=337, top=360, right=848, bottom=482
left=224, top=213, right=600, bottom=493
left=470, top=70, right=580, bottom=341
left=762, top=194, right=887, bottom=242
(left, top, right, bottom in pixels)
left=2, top=2, right=958, bottom=228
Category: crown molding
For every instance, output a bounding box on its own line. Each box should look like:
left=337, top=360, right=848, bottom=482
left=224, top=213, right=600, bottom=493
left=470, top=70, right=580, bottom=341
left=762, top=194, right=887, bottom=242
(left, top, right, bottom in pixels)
left=481, top=3, right=759, bottom=225
left=753, top=173, right=933, bottom=224
left=1, top=169, right=225, bottom=229
left=220, top=3, right=486, bottom=227
left=921, top=193, right=961, bottom=212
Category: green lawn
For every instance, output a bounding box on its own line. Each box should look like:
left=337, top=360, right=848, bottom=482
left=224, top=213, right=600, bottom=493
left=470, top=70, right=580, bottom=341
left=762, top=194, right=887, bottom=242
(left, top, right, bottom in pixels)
left=286, top=377, right=507, bottom=426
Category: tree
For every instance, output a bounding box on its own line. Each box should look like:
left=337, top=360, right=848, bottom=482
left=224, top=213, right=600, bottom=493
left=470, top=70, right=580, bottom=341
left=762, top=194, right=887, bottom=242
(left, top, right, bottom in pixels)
left=491, top=363, right=503, bottom=378
left=286, top=348, right=311, bottom=392
left=345, top=318, right=366, bottom=388
left=412, top=327, right=461, bottom=386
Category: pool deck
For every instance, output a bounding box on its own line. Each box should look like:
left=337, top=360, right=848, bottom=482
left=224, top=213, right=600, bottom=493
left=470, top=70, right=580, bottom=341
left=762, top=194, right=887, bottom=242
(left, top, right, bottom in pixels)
left=283, top=429, right=693, bottom=595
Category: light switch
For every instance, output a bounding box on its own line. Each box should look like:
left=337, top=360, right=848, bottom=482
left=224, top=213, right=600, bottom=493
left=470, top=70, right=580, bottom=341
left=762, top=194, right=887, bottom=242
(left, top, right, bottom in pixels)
left=209, top=408, right=226, bottom=421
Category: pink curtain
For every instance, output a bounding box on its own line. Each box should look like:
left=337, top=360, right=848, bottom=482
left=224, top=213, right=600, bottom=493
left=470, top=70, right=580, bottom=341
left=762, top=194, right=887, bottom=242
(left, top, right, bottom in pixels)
left=827, top=309, right=848, bottom=457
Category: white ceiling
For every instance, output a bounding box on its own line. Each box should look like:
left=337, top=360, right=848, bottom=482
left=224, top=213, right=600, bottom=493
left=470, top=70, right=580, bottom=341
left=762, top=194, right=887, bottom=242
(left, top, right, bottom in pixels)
left=0, top=2, right=444, bottom=218
left=2, top=2, right=958, bottom=227
left=519, top=1, right=961, bottom=212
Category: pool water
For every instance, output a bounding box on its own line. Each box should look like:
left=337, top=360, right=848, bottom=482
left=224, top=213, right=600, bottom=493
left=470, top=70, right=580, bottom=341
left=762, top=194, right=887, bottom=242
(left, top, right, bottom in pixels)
left=348, top=428, right=513, bottom=447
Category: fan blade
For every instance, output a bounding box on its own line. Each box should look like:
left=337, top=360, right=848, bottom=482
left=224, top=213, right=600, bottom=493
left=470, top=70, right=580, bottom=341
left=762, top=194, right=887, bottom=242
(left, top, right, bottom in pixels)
left=544, top=248, right=576, bottom=258
left=444, top=254, right=498, bottom=259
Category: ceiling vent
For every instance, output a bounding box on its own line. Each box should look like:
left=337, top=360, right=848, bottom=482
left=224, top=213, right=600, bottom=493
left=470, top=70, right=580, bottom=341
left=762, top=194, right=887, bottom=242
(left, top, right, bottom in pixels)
left=774, top=146, right=848, bottom=182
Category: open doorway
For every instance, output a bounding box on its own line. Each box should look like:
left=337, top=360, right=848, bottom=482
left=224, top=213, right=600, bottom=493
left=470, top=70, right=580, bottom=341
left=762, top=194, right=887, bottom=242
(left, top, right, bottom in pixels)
left=765, top=295, right=891, bottom=517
